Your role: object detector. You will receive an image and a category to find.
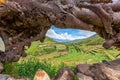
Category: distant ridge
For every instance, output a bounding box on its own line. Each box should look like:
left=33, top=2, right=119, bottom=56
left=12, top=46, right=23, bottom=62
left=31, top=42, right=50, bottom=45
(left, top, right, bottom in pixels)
left=64, top=34, right=104, bottom=45
left=63, top=34, right=97, bottom=43
left=46, top=34, right=105, bottom=46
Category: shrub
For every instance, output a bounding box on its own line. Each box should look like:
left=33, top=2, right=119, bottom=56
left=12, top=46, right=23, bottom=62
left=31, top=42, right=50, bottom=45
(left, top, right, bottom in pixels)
left=17, top=58, right=59, bottom=79
left=3, top=62, right=19, bottom=77
left=43, top=47, right=56, bottom=53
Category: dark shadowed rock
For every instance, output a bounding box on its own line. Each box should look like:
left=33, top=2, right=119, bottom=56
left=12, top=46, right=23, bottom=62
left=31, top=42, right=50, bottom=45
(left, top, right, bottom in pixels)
left=75, top=59, right=120, bottom=80
left=77, top=73, right=93, bottom=80
left=55, top=67, right=74, bottom=80
left=21, top=52, right=27, bottom=57
left=76, top=64, right=91, bottom=73
left=0, top=63, right=3, bottom=73
left=76, top=64, right=93, bottom=76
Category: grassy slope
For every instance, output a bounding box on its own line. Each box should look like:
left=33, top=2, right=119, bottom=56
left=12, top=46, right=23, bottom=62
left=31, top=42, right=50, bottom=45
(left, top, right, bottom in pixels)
left=3, top=36, right=120, bottom=79
left=24, top=35, right=119, bottom=66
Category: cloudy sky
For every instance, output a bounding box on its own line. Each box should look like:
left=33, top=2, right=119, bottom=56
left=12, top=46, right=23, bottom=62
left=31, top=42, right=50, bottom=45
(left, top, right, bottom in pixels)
left=46, top=0, right=118, bottom=42
left=46, top=26, right=96, bottom=42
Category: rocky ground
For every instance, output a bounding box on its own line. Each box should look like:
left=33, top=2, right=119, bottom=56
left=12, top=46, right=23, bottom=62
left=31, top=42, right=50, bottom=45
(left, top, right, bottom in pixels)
left=0, top=59, right=120, bottom=80
left=0, top=74, right=28, bottom=80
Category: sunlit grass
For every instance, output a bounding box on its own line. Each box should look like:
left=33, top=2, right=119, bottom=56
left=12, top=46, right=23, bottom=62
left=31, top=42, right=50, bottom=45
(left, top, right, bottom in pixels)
left=3, top=36, right=120, bottom=79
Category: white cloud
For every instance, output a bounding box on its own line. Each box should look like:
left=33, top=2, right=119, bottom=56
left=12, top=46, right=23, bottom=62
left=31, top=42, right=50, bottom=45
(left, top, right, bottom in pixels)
left=78, top=31, right=96, bottom=38
left=46, top=29, right=96, bottom=41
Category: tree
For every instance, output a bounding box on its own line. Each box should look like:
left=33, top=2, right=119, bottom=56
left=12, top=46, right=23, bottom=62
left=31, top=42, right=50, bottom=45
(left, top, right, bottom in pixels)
left=0, top=0, right=120, bottom=63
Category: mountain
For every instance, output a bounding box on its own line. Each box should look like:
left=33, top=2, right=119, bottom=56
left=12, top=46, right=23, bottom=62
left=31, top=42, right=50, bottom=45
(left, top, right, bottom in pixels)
left=64, top=35, right=105, bottom=45
left=78, top=35, right=104, bottom=45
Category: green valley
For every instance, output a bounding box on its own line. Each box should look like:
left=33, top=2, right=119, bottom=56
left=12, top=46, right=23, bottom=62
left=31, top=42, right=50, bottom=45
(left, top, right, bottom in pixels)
left=3, top=35, right=120, bottom=79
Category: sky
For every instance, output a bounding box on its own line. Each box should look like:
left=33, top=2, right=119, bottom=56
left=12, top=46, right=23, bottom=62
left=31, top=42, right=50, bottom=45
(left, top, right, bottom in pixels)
left=46, top=26, right=96, bottom=42
left=46, top=0, right=118, bottom=42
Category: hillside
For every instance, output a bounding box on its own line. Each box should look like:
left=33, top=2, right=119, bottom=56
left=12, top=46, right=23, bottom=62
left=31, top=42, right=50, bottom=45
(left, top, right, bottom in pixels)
left=77, top=35, right=105, bottom=45
left=65, top=35, right=105, bottom=45
left=3, top=35, right=120, bottom=79
left=24, top=35, right=120, bottom=66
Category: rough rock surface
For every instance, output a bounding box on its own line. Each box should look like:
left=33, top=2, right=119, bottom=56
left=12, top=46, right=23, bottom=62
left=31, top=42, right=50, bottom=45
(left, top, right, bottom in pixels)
left=54, top=59, right=120, bottom=80
left=7, top=77, right=16, bottom=80
left=54, top=67, right=74, bottom=80
left=0, top=0, right=120, bottom=63
left=33, top=69, right=50, bottom=80
left=0, top=74, right=29, bottom=80
left=76, top=59, right=120, bottom=80
left=0, top=63, right=3, bottom=73
left=77, top=73, right=93, bottom=80
left=0, top=74, right=12, bottom=80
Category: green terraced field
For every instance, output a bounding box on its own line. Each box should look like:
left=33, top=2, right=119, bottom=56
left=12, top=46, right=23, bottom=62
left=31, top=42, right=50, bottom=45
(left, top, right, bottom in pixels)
left=3, top=35, right=120, bottom=79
